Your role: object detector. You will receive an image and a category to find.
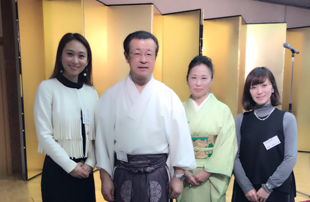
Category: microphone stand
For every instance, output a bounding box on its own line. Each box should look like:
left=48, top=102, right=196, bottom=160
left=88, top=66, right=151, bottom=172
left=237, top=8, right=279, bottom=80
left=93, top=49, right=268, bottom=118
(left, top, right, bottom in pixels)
left=288, top=51, right=310, bottom=199
left=288, top=52, right=294, bottom=113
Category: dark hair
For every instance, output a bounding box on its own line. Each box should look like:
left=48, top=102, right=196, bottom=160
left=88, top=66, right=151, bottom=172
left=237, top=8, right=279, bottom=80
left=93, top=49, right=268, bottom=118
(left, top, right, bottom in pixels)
left=50, top=33, right=93, bottom=85
left=186, top=55, right=214, bottom=81
left=242, top=67, right=281, bottom=110
left=123, top=30, right=159, bottom=57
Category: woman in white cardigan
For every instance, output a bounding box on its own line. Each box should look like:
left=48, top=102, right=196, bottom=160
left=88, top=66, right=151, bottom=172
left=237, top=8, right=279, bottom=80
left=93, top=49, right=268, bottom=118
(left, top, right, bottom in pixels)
left=34, top=33, right=98, bottom=202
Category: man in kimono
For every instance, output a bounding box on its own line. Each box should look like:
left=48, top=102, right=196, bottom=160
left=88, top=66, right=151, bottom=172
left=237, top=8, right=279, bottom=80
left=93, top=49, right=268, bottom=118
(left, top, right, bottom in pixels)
left=95, top=31, right=196, bottom=202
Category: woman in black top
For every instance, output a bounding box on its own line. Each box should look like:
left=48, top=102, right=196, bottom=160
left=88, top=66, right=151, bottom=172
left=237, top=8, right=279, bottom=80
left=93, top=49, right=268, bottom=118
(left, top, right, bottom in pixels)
left=232, top=67, right=297, bottom=202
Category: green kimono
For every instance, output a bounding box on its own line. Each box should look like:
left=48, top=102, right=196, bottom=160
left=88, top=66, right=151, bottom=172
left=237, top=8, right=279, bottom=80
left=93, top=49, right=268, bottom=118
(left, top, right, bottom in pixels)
left=178, top=94, right=237, bottom=202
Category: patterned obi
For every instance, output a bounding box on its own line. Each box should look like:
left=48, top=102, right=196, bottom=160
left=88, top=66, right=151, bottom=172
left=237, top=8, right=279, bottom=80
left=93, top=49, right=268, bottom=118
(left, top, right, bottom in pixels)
left=114, top=153, right=167, bottom=174
left=192, top=136, right=216, bottom=159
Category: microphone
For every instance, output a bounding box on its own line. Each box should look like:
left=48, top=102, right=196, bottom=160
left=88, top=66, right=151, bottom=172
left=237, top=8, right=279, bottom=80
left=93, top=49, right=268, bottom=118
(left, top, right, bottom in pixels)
left=283, top=43, right=300, bottom=54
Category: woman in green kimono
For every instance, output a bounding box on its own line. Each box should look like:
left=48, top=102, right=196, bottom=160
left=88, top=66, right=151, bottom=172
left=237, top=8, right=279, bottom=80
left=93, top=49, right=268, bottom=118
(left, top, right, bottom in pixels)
left=178, top=55, right=237, bottom=202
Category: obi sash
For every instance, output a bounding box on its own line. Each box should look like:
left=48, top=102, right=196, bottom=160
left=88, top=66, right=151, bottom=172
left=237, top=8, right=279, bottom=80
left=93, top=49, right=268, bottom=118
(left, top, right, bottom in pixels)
left=192, top=136, right=216, bottom=159
left=114, top=153, right=167, bottom=174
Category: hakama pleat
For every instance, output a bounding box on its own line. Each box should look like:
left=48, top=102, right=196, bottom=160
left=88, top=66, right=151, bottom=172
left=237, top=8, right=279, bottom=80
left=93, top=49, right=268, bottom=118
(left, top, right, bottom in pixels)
left=113, top=154, right=169, bottom=202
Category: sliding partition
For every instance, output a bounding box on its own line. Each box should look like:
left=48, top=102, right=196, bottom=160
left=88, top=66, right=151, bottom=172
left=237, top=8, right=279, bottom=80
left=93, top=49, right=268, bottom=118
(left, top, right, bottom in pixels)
left=203, top=16, right=247, bottom=117
left=42, top=0, right=84, bottom=78
left=84, top=1, right=108, bottom=95
left=103, top=5, right=154, bottom=92
left=162, top=10, right=201, bottom=101
left=18, top=0, right=50, bottom=179
left=245, top=23, right=287, bottom=106
left=203, top=18, right=287, bottom=118
left=153, top=8, right=163, bottom=82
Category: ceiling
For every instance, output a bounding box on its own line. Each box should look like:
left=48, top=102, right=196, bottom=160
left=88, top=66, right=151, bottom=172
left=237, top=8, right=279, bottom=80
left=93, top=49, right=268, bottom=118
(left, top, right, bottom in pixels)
left=253, top=0, right=310, bottom=9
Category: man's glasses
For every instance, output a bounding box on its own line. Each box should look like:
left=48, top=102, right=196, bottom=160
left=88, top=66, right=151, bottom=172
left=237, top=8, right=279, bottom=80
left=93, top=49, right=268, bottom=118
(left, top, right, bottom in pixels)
left=129, top=51, right=155, bottom=60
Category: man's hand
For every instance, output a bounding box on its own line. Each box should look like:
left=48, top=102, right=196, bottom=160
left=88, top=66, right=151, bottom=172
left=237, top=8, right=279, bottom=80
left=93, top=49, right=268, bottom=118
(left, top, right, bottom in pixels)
left=168, top=176, right=183, bottom=199
left=169, top=167, right=185, bottom=199
left=257, top=187, right=270, bottom=202
left=100, top=169, right=115, bottom=202
left=245, top=189, right=259, bottom=202
left=69, top=162, right=89, bottom=178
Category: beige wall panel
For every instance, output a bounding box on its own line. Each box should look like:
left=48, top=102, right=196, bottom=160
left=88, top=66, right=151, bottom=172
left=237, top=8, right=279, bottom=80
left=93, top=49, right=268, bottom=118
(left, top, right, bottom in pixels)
left=18, top=0, right=46, bottom=179
left=284, top=28, right=310, bottom=152
left=43, top=0, right=83, bottom=79
left=203, top=16, right=241, bottom=118
left=105, top=5, right=153, bottom=91
left=162, top=10, right=200, bottom=102
left=245, top=23, right=287, bottom=108
left=153, top=13, right=163, bottom=82
left=84, top=1, right=108, bottom=96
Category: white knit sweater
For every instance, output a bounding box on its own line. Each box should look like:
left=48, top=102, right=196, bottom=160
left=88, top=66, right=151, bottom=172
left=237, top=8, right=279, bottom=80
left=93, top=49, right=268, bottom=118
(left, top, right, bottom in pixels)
left=34, top=78, right=98, bottom=173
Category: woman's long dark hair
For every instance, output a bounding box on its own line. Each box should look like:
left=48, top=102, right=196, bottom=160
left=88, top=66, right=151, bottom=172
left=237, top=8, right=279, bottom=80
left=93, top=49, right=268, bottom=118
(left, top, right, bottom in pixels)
left=50, top=33, right=93, bottom=85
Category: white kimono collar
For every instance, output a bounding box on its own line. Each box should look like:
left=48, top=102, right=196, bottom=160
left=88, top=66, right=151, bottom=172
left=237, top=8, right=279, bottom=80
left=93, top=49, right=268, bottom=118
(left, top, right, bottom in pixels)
left=125, top=74, right=154, bottom=120
left=191, top=93, right=211, bottom=111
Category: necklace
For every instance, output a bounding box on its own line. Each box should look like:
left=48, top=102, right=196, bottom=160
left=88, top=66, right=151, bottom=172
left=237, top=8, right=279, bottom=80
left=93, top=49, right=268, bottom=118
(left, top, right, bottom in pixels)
left=254, top=107, right=275, bottom=121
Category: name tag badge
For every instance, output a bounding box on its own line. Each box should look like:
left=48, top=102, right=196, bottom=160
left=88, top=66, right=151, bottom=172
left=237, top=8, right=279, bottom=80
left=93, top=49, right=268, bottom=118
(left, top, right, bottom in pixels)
left=82, top=109, right=90, bottom=125
left=263, top=135, right=281, bottom=150
left=116, top=151, right=128, bottom=162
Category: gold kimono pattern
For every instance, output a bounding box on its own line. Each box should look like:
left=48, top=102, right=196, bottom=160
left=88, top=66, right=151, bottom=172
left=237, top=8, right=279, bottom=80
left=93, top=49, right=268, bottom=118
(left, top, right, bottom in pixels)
left=192, top=136, right=216, bottom=159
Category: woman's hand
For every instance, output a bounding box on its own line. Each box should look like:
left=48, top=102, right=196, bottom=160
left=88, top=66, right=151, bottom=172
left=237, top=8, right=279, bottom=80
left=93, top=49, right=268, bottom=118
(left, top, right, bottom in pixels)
left=257, top=187, right=270, bottom=202
left=194, top=170, right=211, bottom=183
left=69, top=162, right=89, bottom=178
left=245, top=189, right=259, bottom=202
left=82, top=164, right=93, bottom=174
left=184, top=170, right=200, bottom=186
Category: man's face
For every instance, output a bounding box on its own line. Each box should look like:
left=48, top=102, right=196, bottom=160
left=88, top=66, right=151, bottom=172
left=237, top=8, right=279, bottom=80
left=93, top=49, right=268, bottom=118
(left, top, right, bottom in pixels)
left=126, top=38, right=156, bottom=81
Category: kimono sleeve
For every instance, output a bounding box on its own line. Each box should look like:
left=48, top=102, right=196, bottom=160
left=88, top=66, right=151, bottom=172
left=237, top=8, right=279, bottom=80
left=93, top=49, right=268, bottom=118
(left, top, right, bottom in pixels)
left=167, top=92, right=196, bottom=176
left=203, top=105, right=237, bottom=177
left=95, top=90, right=116, bottom=177
left=85, top=87, right=99, bottom=169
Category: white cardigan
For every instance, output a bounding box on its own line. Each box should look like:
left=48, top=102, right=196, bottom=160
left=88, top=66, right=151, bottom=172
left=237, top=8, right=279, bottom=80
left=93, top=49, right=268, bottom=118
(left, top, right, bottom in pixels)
left=34, top=78, right=98, bottom=173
